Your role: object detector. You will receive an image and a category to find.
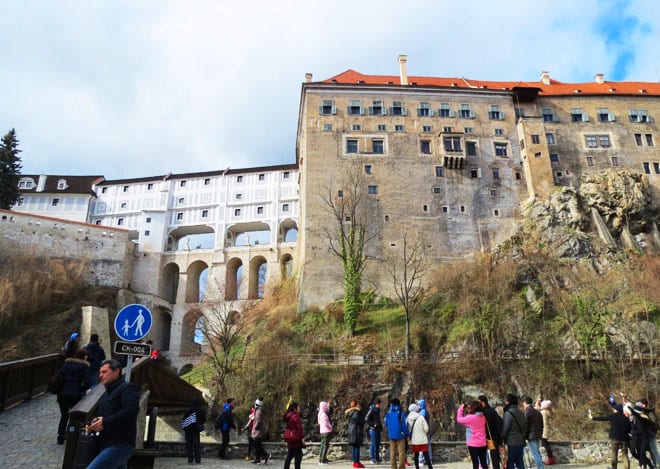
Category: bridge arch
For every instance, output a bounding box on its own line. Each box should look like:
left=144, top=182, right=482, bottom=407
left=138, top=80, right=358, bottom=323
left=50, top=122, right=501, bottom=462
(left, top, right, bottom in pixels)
left=160, top=262, right=180, bottom=304
left=181, top=308, right=204, bottom=356
left=226, top=221, right=271, bottom=247
left=280, top=253, right=294, bottom=279
left=249, top=255, right=268, bottom=299
left=225, top=257, right=243, bottom=300
left=152, top=306, right=172, bottom=351
left=186, top=260, right=209, bottom=303
left=279, top=218, right=298, bottom=243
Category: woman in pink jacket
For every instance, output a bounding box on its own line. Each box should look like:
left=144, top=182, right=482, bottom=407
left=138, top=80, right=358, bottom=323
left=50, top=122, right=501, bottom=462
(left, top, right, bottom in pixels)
left=317, top=401, right=333, bottom=465
left=457, top=401, right=489, bottom=469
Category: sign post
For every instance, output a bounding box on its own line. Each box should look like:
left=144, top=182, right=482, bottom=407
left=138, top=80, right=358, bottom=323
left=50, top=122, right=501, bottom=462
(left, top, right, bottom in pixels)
left=114, top=304, right=153, bottom=382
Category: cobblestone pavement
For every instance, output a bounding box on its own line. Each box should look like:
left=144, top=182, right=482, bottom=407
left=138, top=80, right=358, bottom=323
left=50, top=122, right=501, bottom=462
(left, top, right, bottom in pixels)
left=0, top=394, right=607, bottom=469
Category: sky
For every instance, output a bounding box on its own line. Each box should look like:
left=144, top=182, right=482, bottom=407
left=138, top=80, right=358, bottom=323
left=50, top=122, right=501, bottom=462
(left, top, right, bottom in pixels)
left=1, top=0, right=658, bottom=180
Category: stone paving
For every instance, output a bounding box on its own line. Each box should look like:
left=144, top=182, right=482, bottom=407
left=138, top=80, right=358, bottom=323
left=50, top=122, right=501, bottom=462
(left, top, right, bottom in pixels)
left=0, top=393, right=608, bottom=469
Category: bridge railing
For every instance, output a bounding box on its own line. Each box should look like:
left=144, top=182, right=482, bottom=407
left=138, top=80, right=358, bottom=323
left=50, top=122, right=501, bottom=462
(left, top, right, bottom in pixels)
left=0, top=353, right=61, bottom=412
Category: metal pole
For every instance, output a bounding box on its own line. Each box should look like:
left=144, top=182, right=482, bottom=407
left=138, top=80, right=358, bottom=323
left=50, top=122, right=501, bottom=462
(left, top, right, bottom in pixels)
left=126, top=355, right=134, bottom=382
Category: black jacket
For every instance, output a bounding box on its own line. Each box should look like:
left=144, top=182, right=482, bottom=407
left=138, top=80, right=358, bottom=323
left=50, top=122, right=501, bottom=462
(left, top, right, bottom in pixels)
left=58, top=358, right=90, bottom=399
left=96, top=377, right=140, bottom=449
left=592, top=412, right=630, bottom=441
left=524, top=406, right=544, bottom=440
left=483, top=405, right=503, bottom=445
left=502, top=405, right=527, bottom=446
left=365, top=404, right=383, bottom=431
left=83, top=341, right=106, bottom=373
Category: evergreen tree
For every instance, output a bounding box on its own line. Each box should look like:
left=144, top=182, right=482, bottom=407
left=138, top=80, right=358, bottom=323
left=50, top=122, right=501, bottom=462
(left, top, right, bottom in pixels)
left=0, top=129, right=22, bottom=209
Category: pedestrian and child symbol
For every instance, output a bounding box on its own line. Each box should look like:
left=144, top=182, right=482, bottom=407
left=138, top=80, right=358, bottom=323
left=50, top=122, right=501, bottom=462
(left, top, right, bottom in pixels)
left=115, top=304, right=152, bottom=342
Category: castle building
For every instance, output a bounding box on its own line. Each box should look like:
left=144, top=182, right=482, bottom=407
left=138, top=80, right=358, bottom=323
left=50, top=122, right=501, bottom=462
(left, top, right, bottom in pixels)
left=295, top=56, right=660, bottom=311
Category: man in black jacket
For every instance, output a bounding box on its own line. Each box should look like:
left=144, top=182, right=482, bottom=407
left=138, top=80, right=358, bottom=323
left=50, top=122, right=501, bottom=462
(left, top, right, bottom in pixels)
left=523, top=397, right=544, bottom=469
left=479, top=395, right=503, bottom=469
left=86, top=359, right=140, bottom=469
left=589, top=405, right=630, bottom=469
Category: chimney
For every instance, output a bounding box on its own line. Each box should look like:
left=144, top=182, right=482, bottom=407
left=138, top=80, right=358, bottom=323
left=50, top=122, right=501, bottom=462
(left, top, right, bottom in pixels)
left=540, top=71, right=551, bottom=85
left=398, top=55, right=408, bottom=86
left=36, top=175, right=47, bottom=192
left=305, top=73, right=313, bottom=83
left=595, top=73, right=605, bottom=84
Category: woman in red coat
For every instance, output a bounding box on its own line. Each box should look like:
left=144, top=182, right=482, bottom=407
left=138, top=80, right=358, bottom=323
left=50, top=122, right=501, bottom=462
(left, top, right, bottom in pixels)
left=283, top=402, right=305, bottom=469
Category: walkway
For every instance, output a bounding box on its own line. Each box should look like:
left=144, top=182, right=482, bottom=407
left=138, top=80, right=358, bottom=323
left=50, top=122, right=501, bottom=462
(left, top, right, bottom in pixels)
left=0, top=393, right=607, bottom=469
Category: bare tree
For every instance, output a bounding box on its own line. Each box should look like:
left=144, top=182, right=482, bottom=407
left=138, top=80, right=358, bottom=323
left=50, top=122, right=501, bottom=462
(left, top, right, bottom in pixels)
left=384, top=233, right=428, bottom=360
left=320, top=162, right=379, bottom=335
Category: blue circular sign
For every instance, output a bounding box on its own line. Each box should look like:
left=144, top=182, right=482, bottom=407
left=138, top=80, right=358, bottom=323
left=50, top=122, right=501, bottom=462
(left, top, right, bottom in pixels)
left=114, top=304, right=153, bottom=342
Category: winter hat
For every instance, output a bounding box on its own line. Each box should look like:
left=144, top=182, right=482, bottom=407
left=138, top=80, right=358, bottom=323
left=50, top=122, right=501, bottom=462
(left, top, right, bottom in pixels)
left=70, top=332, right=79, bottom=340
left=408, top=403, right=420, bottom=413
left=540, top=400, right=552, bottom=410
left=255, top=398, right=264, bottom=407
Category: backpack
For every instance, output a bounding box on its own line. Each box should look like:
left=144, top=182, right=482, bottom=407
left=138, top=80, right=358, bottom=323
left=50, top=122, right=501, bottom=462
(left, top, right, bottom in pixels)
left=47, top=369, right=64, bottom=395
left=182, top=411, right=197, bottom=429
left=215, top=410, right=225, bottom=430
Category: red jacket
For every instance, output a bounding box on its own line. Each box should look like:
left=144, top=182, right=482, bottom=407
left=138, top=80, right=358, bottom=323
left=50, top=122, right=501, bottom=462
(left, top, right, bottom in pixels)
left=284, top=411, right=305, bottom=448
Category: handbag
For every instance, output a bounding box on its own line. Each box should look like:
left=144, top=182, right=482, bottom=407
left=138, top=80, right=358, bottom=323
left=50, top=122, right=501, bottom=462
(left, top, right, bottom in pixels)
left=72, top=431, right=100, bottom=469
left=486, top=420, right=496, bottom=450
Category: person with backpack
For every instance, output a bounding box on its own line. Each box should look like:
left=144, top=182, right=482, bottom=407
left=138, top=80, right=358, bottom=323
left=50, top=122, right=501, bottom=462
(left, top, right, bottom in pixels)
left=479, top=395, right=503, bottom=469
left=283, top=401, right=305, bottom=469
left=365, top=398, right=383, bottom=464
left=182, top=397, right=206, bottom=464
left=55, top=349, right=90, bottom=444
left=501, top=394, right=528, bottom=469
left=83, top=333, right=106, bottom=387
left=384, top=397, right=408, bottom=469
left=215, top=397, right=236, bottom=459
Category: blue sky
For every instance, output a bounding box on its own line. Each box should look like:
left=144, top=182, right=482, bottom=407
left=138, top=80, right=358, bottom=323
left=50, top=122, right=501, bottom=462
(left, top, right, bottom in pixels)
left=1, top=0, right=657, bottom=180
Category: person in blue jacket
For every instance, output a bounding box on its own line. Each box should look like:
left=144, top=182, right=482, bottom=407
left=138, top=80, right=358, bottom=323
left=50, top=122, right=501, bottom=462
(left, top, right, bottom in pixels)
left=384, top=398, right=408, bottom=469
left=216, top=397, right=236, bottom=459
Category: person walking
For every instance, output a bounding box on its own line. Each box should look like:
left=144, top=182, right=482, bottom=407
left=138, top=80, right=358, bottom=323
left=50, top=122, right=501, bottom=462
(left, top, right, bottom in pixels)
left=346, top=399, right=365, bottom=468
left=407, top=403, right=433, bottom=469
left=56, top=349, right=90, bottom=444
left=588, top=402, right=630, bottom=469
left=522, top=397, right=544, bottom=469
left=501, top=394, right=527, bottom=469
left=479, top=395, right=503, bottom=469
left=251, top=398, right=271, bottom=465
left=85, top=359, right=140, bottom=469
left=243, top=405, right=256, bottom=461
left=182, top=397, right=206, bottom=464
left=457, top=401, right=488, bottom=469
left=318, top=400, right=333, bottom=465
left=283, top=402, right=305, bottom=469
left=216, top=397, right=237, bottom=459
left=538, top=400, right=555, bottom=465
left=83, top=333, right=106, bottom=387
left=384, top=398, right=408, bottom=469
left=365, top=398, right=383, bottom=464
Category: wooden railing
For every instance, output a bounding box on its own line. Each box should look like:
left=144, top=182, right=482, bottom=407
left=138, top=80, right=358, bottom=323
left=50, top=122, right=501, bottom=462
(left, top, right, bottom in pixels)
left=0, top=353, right=61, bottom=412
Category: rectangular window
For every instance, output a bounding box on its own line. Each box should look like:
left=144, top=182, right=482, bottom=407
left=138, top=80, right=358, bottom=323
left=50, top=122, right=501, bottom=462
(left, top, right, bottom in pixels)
left=464, top=127, right=473, bottom=134
left=439, top=102, right=453, bottom=117
left=17, top=197, right=24, bottom=206
left=460, top=205, right=466, bottom=213
left=417, top=102, right=433, bottom=117
left=180, top=180, right=186, bottom=187
left=443, top=126, right=452, bottom=133
left=282, top=203, right=289, bottom=212
left=470, top=169, right=479, bottom=178
left=323, top=123, right=333, bottom=132
left=492, top=168, right=500, bottom=179
left=283, top=171, right=290, bottom=179
left=654, top=162, right=660, bottom=174
left=52, top=198, right=59, bottom=206
left=390, top=101, right=407, bottom=116
left=176, top=212, right=183, bottom=220
left=101, top=187, right=107, bottom=193
left=351, top=124, right=362, bottom=131
left=586, top=135, right=598, bottom=148
left=488, top=104, right=503, bottom=120
left=519, top=139, right=525, bottom=150
left=542, top=108, right=557, bottom=122
left=237, top=175, right=243, bottom=182
left=629, top=109, right=651, bottom=123
left=635, top=133, right=643, bottom=146
left=369, top=100, right=385, bottom=116
left=372, top=139, right=384, bottom=154
left=420, top=140, right=432, bottom=154
left=466, top=141, right=477, bottom=156
left=459, top=103, right=474, bottom=118
left=490, top=189, right=497, bottom=196
left=494, top=143, right=508, bottom=157
left=435, top=166, right=444, bottom=177
left=235, top=193, right=243, bottom=200
left=442, top=205, right=449, bottom=213
left=598, top=135, right=611, bottom=147
left=368, top=185, right=378, bottom=195
left=586, top=156, right=595, bottom=167
left=257, top=206, right=264, bottom=215
left=643, top=162, right=651, bottom=174
left=204, top=178, right=210, bottom=185
left=117, top=218, right=124, bottom=225
left=394, top=124, right=405, bottom=132
left=147, top=183, right=154, bottom=190
left=123, top=185, right=129, bottom=192
left=571, top=108, right=585, bottom=122
left=645, top=134, right=654, bottom=146
left=515, top=108, right=525, bottom=118
left=535, top=152, right=542, bottom=158
left=531, top=134, right=540, bottom=144
left=597, top=107, right=614, bottom=122
left=146, top=217, right=151, bottom=223
left=550, top=153, right=559, bottom=163
left=546, top=133, right=555, bottom=145
left=177, top=197, right=184, bottom=204
left=433, top=187, right=441, bottom=194
left=201, top=209, right=209, bottom=218
left=611, top=156, right=620, bottom=167
left=493, top=209, right=501, bottom=217
left=585, top=134, right=611, bottom=148
left=144, top=230, right=150, bottom=236
left=377, top=124, right=387, bottom=131
left=364, top=164, right=373, bottom=175
left=319, top=99, right=336, bottom=115
left=346, top=139, right=358, bottom=153
left=443, top=136, right=462, bottom=152
left=422, top=125, right=433, bottom=133
left=258, top=173, right=265, bottom=181
left=234, top=208, right=241, bottom=216
left=494, top=128, right=503, bottom=136
left=348, top=99, right=363, bottom=115
left=121, top=202, right=128, bottom=208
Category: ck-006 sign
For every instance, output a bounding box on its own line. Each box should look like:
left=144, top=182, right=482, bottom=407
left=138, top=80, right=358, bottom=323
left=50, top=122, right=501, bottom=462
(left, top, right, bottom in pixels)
left=113, top=340, right=152, bottom=357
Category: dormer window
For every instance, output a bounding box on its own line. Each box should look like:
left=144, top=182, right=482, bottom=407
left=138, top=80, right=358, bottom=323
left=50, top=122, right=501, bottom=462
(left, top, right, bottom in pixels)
left=57, top=179, right=68, bottom=190
left=18, top=178, right=35, bottom=189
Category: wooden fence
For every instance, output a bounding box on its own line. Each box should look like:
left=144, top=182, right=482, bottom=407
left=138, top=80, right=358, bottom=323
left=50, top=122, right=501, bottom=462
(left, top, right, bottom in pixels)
left=0, top=353, right=61, bottom=412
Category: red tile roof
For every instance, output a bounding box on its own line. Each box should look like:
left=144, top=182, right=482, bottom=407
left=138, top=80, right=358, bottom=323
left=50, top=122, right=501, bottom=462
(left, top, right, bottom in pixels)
left=320, top=70, right=660, bottom=97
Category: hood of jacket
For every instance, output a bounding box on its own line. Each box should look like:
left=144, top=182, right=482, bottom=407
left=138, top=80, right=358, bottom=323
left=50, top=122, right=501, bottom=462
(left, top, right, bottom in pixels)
left=319, top=401, right=329, bottom=413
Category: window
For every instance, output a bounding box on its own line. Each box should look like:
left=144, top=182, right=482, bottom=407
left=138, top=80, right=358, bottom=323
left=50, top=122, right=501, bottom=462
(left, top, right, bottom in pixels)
left=177, top=197, right=184, bottom=204
left=515, top=108, right=525, bottom=118
left=283, top=171, right=290, bottom=179
left=535, top=152, right=542, bottom=158
left=519, top=139, right=525, bottom=150
left=18, top=181, right=26, bottom=188
left=542, top=108, right=558, bottom=122
left=176, top=212, right=183, bottom=220
left=635, top=133, right=643, bottom=146
left=377, top=124, right=387, bottom=131
left=494, top=143, right=508, bottom=157
left=493, top=209, right=501, bottom=217
left=438, top=103, right=453, bottom=117
left=442, top=205, right=449, bottom=213
left=234, top=208, right=241, bottom=216
left=417, top=102, right=433, bottom=117
left=488, top=104, right=503, bottom=120
left=258, top=173, right=265, bottom=181
left=117, top=218, right=124, bottom=225
left=337, top=190, right=343, bottom=198
left=101, top=187, right=107, bottom=193
left=470, top=168, right=479, bottom=178
left=204, top=178, right=211, bottom=185
left=490, top=189, right=497, bottom=196
left=460, top=205, right=466, bottom=213
left=121, top=202, right=128, bottom=209
left=368, top=185, right=378, bottom=195
left=394, top=124, right=405, bottom=132
left=346, top=139, right=358, bottom=153
left=257, top=206, right=264, bottom=215
left=235, top=193, right=243, bottom=200
left=464, top=127, right=473, bottom=134
left=237, top=175, right=243, bottom=183
left=95, top=220, right=101, bottom=225
left=466, top=141, right=477, bottom=156
left=348, top=99, right=364, bottom=115
left=390, top=101, right=407, bottom=116
left=550, top=153, right=560, bottom=163
left=282, top=203, right=289, bottom=212
left=423, top=205, right=429, bottom=212
left=17, top=197, right=24, bottom=206
left=646, top=134, right=654, bottom=146
left=443, top=126, right=452, bottom=133
left=629, top=109, right=652, bottom=123
left=57, top=180, right=67, bottom=190
left=492, top=168, right=500, bottom=179
left=531, top=134, right=540, bottom=144
left=369, top=100, right=386, bottom=116
left=422, top=125, right=433, bottom=133
left=319, top=99, right=336, bottom=115
left=147, top=183, right=153, bottom=190
left=515, top=171, right=522, bottom=180
left=611, top=156, right=620, bottom=167
left=435, top=166, right=444, bottom=177
left=144, top=230, right=150, bottom=236
left=654, top=162, right=660, bottom=174
left=643, top=162, right=651, bottom=174
left=571, top=108, right=588, bottom=122
left=123, top=185, right=129, bottom=192
left=364, top=165, right=373, bottom=175
left=351, top=124, right=362, bottom=131
left=180, top=180, right=187, bottom=187
left=52, top=198, right=59, bottom=207
left=146, top=217, right=151, bottom=223
left=372, top=139, right=384, bottom=154
left=323, top=123, right=333, bottom=132
left=599, top=135, right=611, bottom=147
left=202, top=209, right=209, bottom=218
left=586, top=156, right=595, bottom=167
left=420, top=140, right=432, bottom=154
left=546, top=133, right=555, bottom=145
left=597, top=107, right=614, bottom=122
left=494, top=128, right=503, bottom=136
left=433, top=187, right=441, bottom=194
left=443, top=136, right=462, bottom=152
left=585, top=134, right=610, bottom=148
left=459, top=103, right=474, bottom=118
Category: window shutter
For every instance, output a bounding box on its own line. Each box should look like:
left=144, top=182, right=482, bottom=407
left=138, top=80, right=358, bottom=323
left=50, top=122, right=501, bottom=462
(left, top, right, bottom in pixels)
left=648, top=116, right=655, bottom=123
left=360, top=106, right=366, bottom=115
left=402, top=107, right=408, bottom=116
left=582, top=113, right=590, bottom=122
left=318, top=105, right=324, bottom=114
left=608, top=112, right=616, bottom=122
left=500, top=111, right=505, bottom=119
left=369, top=106, right=375, bottom=115
left=477, top=168, right=482, bottom=178
left=553, top=114, right=560, bottom=122
left=429, top=109, right=435, bottom=117
left=449, top=110, right=455, bottom=118
left=628, top=109, right=636, bottom=116
left=469, top=110, right=476, bottom=118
